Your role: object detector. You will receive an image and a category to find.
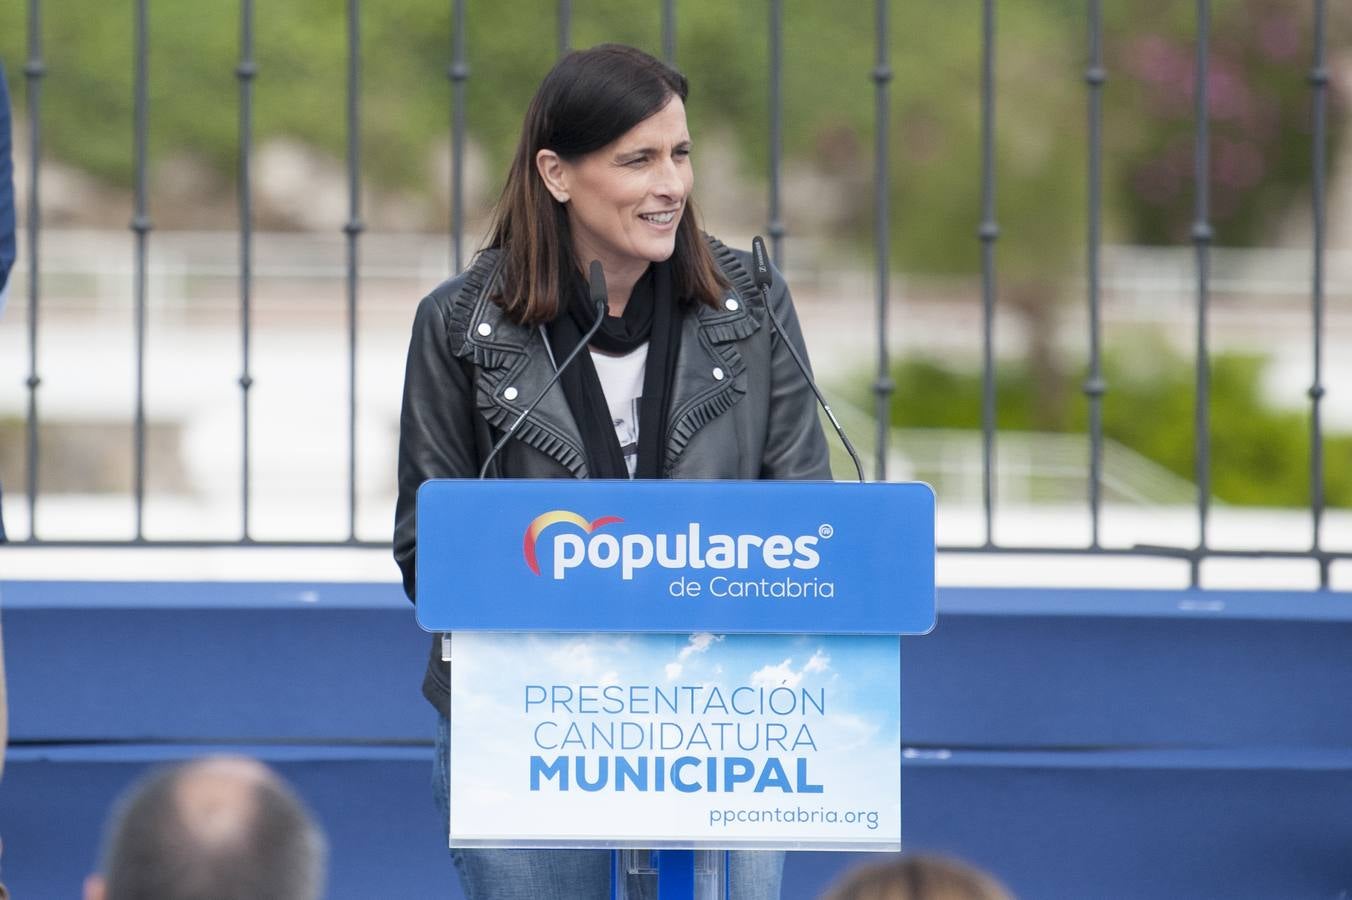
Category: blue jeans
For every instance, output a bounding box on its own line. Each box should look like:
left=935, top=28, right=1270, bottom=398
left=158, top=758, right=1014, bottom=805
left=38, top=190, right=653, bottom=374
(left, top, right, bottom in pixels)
left=434, top=714, right=784, bottom=900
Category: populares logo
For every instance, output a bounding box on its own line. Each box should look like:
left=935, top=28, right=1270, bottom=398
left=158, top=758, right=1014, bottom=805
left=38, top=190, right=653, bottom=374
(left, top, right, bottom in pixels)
left=522, top=510, right=822, bottom=581
left=522, top=510, right=624, bottom=576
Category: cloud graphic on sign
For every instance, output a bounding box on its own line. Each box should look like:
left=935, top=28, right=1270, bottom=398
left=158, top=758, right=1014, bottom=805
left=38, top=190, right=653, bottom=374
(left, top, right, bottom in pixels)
left=821, top=710, right=880, bottom=751
left=664, top=633, right=724, bottom=680
left=804, top=649, right=831, bottom=674
left=749, top=649, right=832, bottom=688
left=521, top=510, right=624, bottom=575
left=543, top=636, right=614, bottom=678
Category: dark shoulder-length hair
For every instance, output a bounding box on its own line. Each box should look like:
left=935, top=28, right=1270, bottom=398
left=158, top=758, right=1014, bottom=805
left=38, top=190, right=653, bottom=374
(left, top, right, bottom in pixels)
left=485, top=43, right=727, bottom=325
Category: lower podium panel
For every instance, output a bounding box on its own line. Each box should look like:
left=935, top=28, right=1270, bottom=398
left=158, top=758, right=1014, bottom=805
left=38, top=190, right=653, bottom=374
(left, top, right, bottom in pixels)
left=3, top=745, right=1349, bottom=900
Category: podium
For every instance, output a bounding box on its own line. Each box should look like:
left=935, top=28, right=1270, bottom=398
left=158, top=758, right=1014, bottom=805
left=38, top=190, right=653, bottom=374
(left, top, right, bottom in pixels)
left=417, top=480, right=935, bottom=898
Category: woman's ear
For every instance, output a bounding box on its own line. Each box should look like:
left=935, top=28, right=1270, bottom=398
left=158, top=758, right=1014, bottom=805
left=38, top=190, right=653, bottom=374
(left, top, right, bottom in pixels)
left=535, top=150, right=570, bottom=203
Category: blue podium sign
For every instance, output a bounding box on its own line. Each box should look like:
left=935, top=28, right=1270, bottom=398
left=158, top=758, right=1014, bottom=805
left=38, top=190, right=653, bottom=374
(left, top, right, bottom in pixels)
left=415, top=480, right=935, bottom=635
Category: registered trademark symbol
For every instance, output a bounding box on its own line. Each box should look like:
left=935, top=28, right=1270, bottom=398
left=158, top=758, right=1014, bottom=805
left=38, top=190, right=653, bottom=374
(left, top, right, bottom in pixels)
left=818, top=524, right=834, bottom=539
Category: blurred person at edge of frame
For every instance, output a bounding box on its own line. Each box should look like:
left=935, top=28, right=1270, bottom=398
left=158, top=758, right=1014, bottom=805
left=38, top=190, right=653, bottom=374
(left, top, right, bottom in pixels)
left=820, top=854, right=1015, bottom=900
left=392, top=43, right=830, bottom=900
left=0, top=62, right=15, bottom=544
left=0, top=58, right=13, bottom=900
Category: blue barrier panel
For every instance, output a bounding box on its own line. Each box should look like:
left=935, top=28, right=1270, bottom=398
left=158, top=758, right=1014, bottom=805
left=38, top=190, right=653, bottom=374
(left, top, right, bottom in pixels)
left=6, top=582, right=1351, bottom=748
left=0, top=744, right=456, bottom=900
left=1, top=581, right=429, bottom=742
left=5, top=580, right=1351, bottom=897
left=903, top=587, right=1352, bottom=748
left=786, top=748, right=1352, bottom=899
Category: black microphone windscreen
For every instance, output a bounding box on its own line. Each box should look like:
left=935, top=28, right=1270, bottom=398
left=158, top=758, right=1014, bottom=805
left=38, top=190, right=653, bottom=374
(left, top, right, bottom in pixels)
left=750, top=236, right=773, bottom=291
left=588, top=260, right=607, bottom=311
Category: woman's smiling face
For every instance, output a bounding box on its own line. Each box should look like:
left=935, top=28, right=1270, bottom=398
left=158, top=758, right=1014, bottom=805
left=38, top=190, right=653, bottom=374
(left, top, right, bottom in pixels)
left=540, top=95, right=693, bottom=280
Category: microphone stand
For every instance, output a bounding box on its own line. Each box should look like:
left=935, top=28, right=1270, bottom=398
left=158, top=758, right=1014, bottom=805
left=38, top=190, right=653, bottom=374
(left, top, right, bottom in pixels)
left=751, top=236, right=867, bottom=483
left=479, top=260, right=610, bottom=479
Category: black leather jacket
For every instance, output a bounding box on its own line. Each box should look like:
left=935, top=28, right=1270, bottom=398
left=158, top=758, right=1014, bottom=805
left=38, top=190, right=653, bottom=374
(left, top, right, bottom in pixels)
left=394, top=235, right=831, bottom=711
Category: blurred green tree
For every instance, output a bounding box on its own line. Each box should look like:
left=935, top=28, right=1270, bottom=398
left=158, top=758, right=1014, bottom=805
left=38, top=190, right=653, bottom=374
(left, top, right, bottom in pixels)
left=876, top=347, right=1352, bottom=508
left=0, top=0, right=1343, bottom=249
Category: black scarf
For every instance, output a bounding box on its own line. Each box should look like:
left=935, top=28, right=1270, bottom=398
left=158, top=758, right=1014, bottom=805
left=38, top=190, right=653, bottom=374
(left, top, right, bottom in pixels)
left=547, top=261, right=682, bottom=479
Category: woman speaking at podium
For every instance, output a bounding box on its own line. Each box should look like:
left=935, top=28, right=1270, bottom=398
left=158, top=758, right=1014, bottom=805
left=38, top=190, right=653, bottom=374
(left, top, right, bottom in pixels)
left=394, top=43, right=830, bottom=900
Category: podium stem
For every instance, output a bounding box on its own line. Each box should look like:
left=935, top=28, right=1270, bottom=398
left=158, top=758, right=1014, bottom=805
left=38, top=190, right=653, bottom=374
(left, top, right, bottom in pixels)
left=657, top=849, right=695, bottom=897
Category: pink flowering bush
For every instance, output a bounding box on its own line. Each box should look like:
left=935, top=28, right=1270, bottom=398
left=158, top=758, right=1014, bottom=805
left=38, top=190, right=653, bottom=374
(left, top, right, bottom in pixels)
left=1108, top=0, right=1347, bottom=244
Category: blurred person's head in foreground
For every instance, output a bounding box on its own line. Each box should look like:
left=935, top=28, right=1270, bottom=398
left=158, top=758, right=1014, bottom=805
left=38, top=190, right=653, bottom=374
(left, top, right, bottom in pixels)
left=85, top=755, right=326, bottom=900
left=822, top=853, right=1014, bottom=900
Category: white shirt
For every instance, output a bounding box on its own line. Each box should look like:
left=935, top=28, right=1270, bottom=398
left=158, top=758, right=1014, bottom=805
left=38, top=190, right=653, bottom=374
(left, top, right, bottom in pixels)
left=589, top=343, right=649, bottom=477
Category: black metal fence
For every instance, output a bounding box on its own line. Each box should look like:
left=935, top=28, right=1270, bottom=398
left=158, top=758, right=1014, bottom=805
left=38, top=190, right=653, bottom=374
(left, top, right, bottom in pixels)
left=4, top=0, right=1345, bottom=589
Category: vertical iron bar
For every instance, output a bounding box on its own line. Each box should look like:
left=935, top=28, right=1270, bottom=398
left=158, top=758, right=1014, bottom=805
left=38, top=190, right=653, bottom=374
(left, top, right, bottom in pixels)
left=978, top=0, right=998, bottom=547
left=1309, top=0, right=1329, bottom=588
left=871, top=0, right=893, bottom=481
left=448, top=0, right=467, bottom=273
left=237, top=0, right=255, bottom=540
left=23, top=0, right=44, bottom=539
left=557, top=0, right=571, bottom=57
left=662, top=0, right=676, bottom=64
left=1190, top=0, right=1213, bottom=586
left=345, top=0, right=363, bottom=542
left=767, top=0, right=784, bottom=263
left=131, top=0, right=152, bottom=541
left=1084, top=0, right=1106, bottom=547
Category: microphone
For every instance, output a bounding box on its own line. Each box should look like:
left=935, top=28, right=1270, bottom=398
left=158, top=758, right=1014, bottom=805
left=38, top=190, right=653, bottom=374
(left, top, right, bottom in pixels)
left=751, top=236, right=866, bottom=483
left=478, top=260, right=609, bottom=479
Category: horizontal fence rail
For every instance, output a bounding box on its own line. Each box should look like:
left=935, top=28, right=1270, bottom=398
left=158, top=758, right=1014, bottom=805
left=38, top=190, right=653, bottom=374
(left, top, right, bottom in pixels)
left=1, top=0, right=1347, bottom=589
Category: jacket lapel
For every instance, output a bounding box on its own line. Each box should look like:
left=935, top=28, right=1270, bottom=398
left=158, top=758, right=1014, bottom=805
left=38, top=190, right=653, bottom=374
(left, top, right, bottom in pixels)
left=449, top=255, right=589, bottom=478
left=449, top=242, right=763, bottom=479
left=664, top=279, right=762, bottom=473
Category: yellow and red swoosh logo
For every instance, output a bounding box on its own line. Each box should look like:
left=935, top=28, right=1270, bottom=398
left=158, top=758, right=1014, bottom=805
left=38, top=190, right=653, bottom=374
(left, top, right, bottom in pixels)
left=522, top=510, right=624, bottom=576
